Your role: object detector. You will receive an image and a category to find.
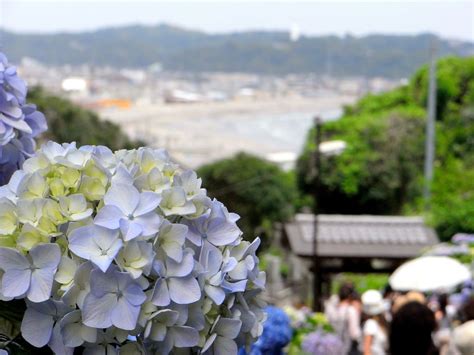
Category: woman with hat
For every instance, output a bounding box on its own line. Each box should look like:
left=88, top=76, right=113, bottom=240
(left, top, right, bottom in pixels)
left=361, top=290, right=389, bottom=355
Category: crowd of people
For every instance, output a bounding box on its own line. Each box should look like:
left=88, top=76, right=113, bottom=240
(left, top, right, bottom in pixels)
left=325, top=283, right=474, bottom=355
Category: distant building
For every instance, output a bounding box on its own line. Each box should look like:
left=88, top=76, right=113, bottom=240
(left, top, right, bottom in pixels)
left=271, top=214, right=439, bottom=305
left=163, top=89, right=201, bottom=103
left=61, top=77, right=88, bottom=93
left=290, top=24, right=300, bottom=42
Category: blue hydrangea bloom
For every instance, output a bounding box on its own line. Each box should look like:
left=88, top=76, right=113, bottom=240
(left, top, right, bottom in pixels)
left=248, top=306, right=292, bottom=355
left=0, top=52, right=47, bottom=184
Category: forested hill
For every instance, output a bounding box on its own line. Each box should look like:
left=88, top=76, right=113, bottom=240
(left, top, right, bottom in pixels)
left=1, top=24, right=473, bottom=78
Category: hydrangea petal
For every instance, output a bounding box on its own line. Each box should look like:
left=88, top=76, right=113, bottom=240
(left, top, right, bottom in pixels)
left=89, top=268, right=119, bottom=297
left=28, top=268, right=56, bottom=303
left=148, top=322, right=167, bottom=342
left=204, top=284, right=226, bottom=305
left=119, top=219, right=142, bottom=242
left=94, top=205, right=123, bottom=230
left=62, top=321, right=83, bottom=347
left=30, top=243, right=61, bottom=270
left=134, top=191, right=161, bottom=216
left=104, top=183, right=139, bottom=216
left=207, top=219, right=241, bottom=246
left=20, top=307, right=54, bottom=347
left=82, top=293, right=116, bottom=329
left=123, top=282, right=147, bottom=306
left=161, top=241, right=183, bottom=262
left=170, top=326, right=199, bottom=348
left=202, top=333, right=218, bottom=353
left=0, top=246, right=29, bottom=270
left=111, top=298, right=140, bottom=330
left=2, top=268, right=31, bottom=297
left=134, top=212, right=161, bottom=237
left=166, top=252, right=194, bottom=278
left=60, top=310, right=89, bottom=347
left=151, top=279, right=170, bottom=307
left=215, top=318, right=242, bottom=339
left=228, top=262, right=249, bottom=280
left=212, top=336, right=238, bottom=355
left=168, top=276, right=201, bottom=304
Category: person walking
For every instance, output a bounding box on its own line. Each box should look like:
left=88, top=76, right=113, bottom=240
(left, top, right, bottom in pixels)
left=434, top=293, right=454, bottom=355
left=447, top=297, right=474, bottom=355
left=328, top=284, right=361, bottom=355
left=390, top=301, right=439, bottom=355
left=361, top=290, right=388, bottom=355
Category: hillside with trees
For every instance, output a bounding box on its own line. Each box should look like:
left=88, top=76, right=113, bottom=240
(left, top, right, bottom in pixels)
left=296, top=56, right=474, bottom=240
left=2, top=24, right=473, bottom=78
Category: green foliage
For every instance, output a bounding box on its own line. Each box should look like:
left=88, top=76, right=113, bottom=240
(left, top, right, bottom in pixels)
left=297, top=56, right=474, bottom=240
left=28, top=87, right=143, bottom=150
left=344, top=85, right=413, bottom=115
left=411, top=56, right=474, bottom=118
left=297, top=106, right=426, bottom=214
left=430, top=159, right=474, bottom=239
left=198, top=153, right=298, bottom=247
left=331, top=274, right=390, bottom=295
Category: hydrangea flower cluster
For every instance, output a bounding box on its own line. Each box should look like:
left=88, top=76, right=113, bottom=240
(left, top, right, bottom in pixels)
left=0, top=52, right=47, bottom=185
left=0, top=142, right=266, bottom=354
left=245, top=306, right=292, bottom=355
left=452, top=233, right=474, bottom=245
left=301, top=330, right=343, bottom=355
left=283, top=305, right=312, bottom=329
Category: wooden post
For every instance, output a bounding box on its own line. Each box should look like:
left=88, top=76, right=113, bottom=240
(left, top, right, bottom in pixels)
left=312, top=116, right=323, bottom=311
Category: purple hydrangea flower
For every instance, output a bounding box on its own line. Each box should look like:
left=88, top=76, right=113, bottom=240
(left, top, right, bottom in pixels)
left=452, top=233, right=474, bottom=245
left=0, top=52, right=47, bottom=185
left=301, top=330, right=344, bottom=355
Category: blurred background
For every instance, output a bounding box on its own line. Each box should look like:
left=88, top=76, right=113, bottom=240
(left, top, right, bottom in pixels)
left=1, top=0, right=473, bottom=325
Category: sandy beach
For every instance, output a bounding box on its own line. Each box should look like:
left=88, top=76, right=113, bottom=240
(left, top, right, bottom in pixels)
left=99, top=94, right=357, bottom=168
left=101, top=95, right=356, bottom=123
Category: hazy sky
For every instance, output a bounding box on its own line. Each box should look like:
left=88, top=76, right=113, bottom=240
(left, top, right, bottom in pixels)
left=1, top=0, right=473, bottom=41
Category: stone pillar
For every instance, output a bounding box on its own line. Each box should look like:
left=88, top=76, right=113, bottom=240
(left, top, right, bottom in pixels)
left=265, top=255, right=284, bottom=300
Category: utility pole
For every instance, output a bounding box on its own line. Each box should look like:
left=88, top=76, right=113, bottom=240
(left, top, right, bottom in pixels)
left=423, top=43, right=437, bottom=209
left=312, top=116, right=323, bottom=311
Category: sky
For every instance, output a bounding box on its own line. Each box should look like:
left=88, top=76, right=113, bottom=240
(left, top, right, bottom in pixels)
left=0, top=0, right=473, bottom=41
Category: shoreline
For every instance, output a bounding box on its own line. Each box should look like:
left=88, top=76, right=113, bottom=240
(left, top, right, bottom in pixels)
left=98, top=94, right=357, bottom=169
left=99, top=95, right=357, bottom=124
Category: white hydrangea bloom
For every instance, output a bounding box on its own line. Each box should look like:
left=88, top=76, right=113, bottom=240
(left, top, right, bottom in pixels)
left=0, top=142, right=266, bottom=354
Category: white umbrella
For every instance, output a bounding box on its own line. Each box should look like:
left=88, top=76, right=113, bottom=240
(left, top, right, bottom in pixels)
left=389, top=256, right=471, bottom=292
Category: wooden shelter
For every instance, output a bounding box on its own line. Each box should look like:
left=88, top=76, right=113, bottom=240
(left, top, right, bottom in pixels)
left=281, top=214, right=439, bottom=302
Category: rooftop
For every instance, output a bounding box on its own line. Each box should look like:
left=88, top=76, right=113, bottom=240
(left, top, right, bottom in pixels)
left=284, top=214, right=439, bottom=259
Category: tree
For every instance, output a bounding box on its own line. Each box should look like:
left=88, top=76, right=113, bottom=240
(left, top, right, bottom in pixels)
left=297, top=106, right=426, bottom=214
left=28, top=86, right=143, bottom=150
left=198, top=153, right=298, bottom=248
left=296, top=56, right=474, bottom=240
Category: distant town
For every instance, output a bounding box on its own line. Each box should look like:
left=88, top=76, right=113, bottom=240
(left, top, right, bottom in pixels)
left=18, top=57, right=404, bottom=168
left=19, top=57, right=405, bottom=106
